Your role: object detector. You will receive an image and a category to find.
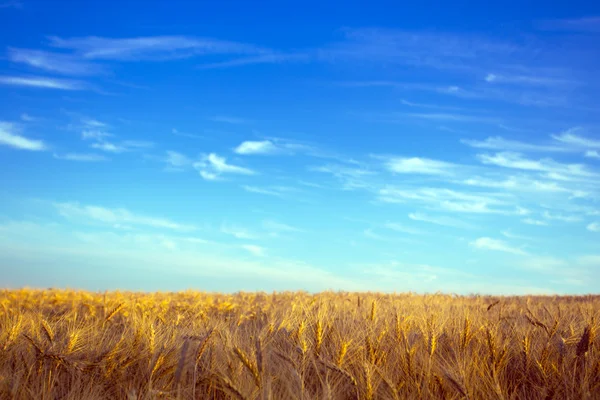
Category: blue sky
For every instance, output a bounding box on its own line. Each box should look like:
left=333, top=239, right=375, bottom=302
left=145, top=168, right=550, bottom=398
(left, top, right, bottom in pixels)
left=1, top=0, right=599, bottom=294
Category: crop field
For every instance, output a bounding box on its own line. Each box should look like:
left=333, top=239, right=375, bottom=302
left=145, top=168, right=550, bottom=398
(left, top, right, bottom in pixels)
left=0, top=289, right=598, bottom=399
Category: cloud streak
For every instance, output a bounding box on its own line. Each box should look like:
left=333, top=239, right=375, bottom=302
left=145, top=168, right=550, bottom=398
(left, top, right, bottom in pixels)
left=53, top=153, right=108, bottom=162
left=0, top=122, right=46, bottom=151
left=470, top=237, right=528, bottom=255
left=48, top=35, right=270, bottom=61
left=194, top=153, right=255, bottom=180
left=0, top=75, right=86, bottom=90
left=8, top=48, right=105, bottom=75
left=54, top=202, right=196, bottom=231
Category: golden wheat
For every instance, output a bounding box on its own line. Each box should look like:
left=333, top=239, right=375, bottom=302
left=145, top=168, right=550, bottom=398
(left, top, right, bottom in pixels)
left=0, top=289, right=598, bottom=399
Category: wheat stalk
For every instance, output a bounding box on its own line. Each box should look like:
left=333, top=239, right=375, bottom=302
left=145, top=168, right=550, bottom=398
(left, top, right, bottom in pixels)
left=234, top=346, right=261, bottom=388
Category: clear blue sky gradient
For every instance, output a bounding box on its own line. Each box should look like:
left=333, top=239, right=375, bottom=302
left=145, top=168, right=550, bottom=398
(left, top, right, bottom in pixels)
left=1, top=0, right=599, bottom=294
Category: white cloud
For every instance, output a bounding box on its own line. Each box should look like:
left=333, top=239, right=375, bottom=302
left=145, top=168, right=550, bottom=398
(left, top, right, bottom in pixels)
left=378, top=186, right=509, bottom=214
left=91, top=141, right=126, bottom=153
left=381, top=156, right=456, bottom=175
left=461, top=136, right=567, bottom=152
left=20, top=113, right=34, bottom=122
left=408, top=212, right=475, bottom=229
left=501, top=230, right=537, bottom=241
left=242, top=185, right=297, bottom=198
left=7, top=48, right=104, bottom=75
left=399, top=112, right=498, bottom=123
left=81, top=118, right=108, bottom=128
left=221, top=223, right=258, bottom=240
left=585, top=150, right=600, bottom=159
left=522, top=218, right=548, bottom=226
left=587, top=222, right=600, bottom=232
left=194, top=153, right=255, bottom=180
left=53, top=153, right=108, bottom=162
left=234, top=140, right=279, bottom=155
left=121, top=140, right=153, bottom=149
left=311, top=163, right=375, bottom=190
left=484, top=73, right=571, bottom=86
left=164, top=151, right=192, bottom=169
left=241, top=244, right=265, bottom=257
left=470, top=237, right=528, bottom=255
left=0, top=76, right=86, bottom=90
left=542, top=211, right=582, bottom=223
left=461, top=175, right=587, bottom=199
left=552, top=129, right=600, bottom=149
left=82, top=130, right=112, bottom=140
left=48, top=35, right=268, bottom=61
left=54, top=202, right=196, bottom=231
left=0, top=122, right=46, bottom=151
left=477, top=152, right=595, bottom=179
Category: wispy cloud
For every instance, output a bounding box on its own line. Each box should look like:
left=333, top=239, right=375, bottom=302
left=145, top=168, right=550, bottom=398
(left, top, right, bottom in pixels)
left=379, top=186, right=510, bottom=214
left=81, top=118, right=108, bottom=128
left=82, top=130, right=112, bottom=141
left=234, top=140, right=280, bottom=155
left=379, top=156, right=457, bottom=175
left=194, top=153, right=255, bottom=181
left=7, top=48, right=104, bottom=75
left=163, top=151, right=192, bottom=170
left=400, top=112, right=499, bottom=123
left=0, top=122, right=46, bottom=151
left=399, top=99, right=464, bottom=111
left=477, top=152, right=596, bottom=179
left=241, top=185, right=298, bottom=198
left=90, top=141, right=126, bottom=153
left=20, top=113, right=35, bottom=122
left=461, top=176, right=587, bottom=198
left=587, top=222, right=600, bottom=232
left=470, top=237, right=528, bottom=255
left=171, top=128, right=203, bottom=139
left=48, top=35, right=269, bottom=61
left=484, top=73, right=574, bottom=86
left=408, top=212, right=475, bottom=229
left=501, top=230, right=537, bottom=242
left=221, top=223, right=258, bottom=240
left=542, top=211, right=582, bottom=223
left=53, top=153, right=108, bottom=162
left=90, top=139, right=152, bottom=153
left=0, top=75, right=86, bottom=90
left=241, top=244, right=266, bottom=257
left=552, top=129, right=600, bottom=149
left=54, top=202, right=196, bottom=231
left=522, top=218, right=548, bottom=226
left=585, top=150, right=600, bottom=159
left=198, top=53, right=308, bottom=69
left=310, top=163, right=375, bottom=190
left=461, top=136, right=568, bottom=152
left=324, top=28, right=517, bottom=71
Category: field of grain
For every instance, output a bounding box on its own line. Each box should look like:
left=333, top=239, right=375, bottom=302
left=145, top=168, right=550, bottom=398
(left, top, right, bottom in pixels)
left=0, top=289, right=598, bottom=399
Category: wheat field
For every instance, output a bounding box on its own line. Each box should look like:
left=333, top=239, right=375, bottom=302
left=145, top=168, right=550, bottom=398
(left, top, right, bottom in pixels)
left=0, top=289, right=598, bottom=399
